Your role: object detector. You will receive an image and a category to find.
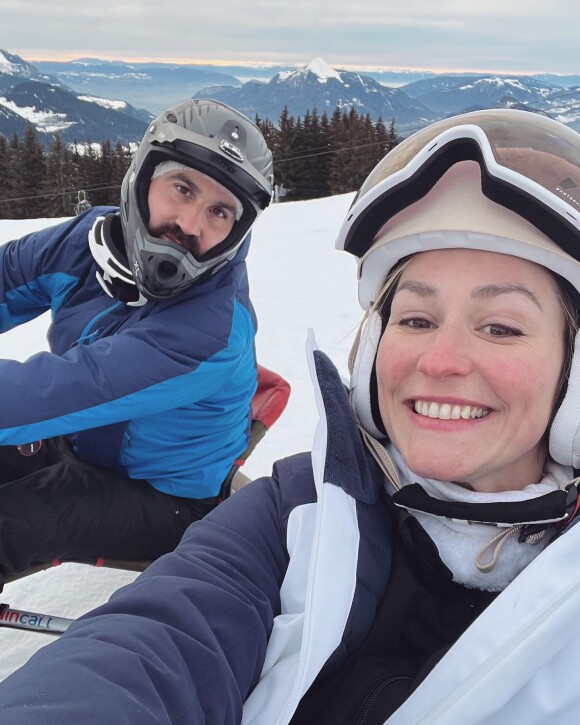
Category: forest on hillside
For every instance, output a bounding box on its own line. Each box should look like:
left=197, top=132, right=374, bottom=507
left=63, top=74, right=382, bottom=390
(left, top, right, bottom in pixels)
left=0, top=106, right=399, bottom=219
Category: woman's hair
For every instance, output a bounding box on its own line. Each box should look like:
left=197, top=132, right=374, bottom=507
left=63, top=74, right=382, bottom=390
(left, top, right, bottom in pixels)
left=552, top=274, right=580, bottom=413
left=366, top=257, right=412, bottom=436
left=370, top=253, right=580, bottom=435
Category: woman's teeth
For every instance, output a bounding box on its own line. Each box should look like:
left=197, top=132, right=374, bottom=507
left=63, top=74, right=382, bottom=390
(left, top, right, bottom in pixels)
left=413, top=400, right=490, bottom=420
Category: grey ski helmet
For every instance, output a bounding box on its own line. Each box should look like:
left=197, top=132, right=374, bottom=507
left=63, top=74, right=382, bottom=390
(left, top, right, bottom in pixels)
left=337, top=109, right=580, bottom=468
left=120, top=99, right=273, bottom=300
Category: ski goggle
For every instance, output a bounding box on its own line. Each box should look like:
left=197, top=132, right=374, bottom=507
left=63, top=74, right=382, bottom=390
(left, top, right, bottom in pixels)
left=336, top=109, right=580, bottom=262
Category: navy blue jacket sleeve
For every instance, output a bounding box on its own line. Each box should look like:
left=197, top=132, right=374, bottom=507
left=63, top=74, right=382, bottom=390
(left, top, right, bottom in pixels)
left=0, top=465, right=299, bottom=724
left=0, top=211, right=105, bottom=330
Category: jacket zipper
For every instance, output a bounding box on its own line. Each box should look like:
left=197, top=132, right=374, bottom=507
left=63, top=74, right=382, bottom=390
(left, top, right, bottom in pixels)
left=352, top=676, right=413, bottom=725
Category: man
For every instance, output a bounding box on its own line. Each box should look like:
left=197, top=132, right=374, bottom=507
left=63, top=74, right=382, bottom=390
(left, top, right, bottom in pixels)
left=0, top=98, right=273, bottom=587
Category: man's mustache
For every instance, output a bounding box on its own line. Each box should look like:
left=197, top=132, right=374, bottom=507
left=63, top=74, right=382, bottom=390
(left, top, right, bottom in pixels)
left=150, top=223, right=199, bottom=256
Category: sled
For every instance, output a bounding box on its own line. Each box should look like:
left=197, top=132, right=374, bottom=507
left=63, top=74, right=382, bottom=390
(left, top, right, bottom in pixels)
left=0, top=364, right=291, bottom=632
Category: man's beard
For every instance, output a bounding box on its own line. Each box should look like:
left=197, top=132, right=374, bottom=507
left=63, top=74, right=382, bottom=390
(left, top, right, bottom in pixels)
left=149, top=223, right=200, bottom=257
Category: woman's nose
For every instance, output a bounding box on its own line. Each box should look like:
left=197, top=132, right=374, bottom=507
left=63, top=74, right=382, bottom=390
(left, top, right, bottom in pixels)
left=416, top=326, right=473, bottom=379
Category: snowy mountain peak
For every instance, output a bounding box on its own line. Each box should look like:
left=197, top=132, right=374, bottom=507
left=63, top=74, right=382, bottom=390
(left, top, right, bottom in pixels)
left=305, top=58, right=342, bottom=83
left=0, top=49, right=32, bottom=76
left=274, top=58, right=344, bottom=86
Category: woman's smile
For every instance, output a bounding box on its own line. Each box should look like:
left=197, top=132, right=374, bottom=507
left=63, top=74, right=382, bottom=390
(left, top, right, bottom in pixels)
left=411, top=399, right=491, bottom=420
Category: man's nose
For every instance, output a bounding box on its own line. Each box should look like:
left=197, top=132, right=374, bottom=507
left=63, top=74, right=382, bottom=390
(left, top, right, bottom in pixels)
left=177, top=203, right=203, bottom=237
left=416, top=326, right=473, bottom=379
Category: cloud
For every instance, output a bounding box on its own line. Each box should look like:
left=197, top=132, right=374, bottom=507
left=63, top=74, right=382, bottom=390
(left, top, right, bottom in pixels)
left=4, top=1, right=578, bottom=73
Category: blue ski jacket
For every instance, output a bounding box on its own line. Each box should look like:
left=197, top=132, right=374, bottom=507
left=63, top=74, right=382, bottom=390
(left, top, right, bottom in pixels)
left=1, top=339, right=580, bottom=723
left=0, top=206, right=258, bottom=498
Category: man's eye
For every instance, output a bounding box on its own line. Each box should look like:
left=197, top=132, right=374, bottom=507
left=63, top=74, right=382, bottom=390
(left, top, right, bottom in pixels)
left=176, top=185, right=191, bottom=197
left=211, top=207, right=228, bottom=220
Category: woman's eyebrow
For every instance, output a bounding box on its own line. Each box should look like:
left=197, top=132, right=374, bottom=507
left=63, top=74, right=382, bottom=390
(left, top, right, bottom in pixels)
left=395, top=280, right=437, bottom=297
left=472, top=283, right=543, bottom=309
left=396, top=280, right=543, bottom=310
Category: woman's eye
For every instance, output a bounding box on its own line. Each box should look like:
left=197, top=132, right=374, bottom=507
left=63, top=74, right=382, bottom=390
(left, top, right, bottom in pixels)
left=481, top=323, right=522, bottom=337
left=400, top=317, right=432, bottom=329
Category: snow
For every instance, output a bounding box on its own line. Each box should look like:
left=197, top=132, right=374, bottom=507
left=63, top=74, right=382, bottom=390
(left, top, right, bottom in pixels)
left=0, top=192, right=361, bottom=680
left=459, top=77, right=531, bottom=93
left=0, top=98, right=74, bottom=133
left=280, top=57, right=343, bottom=85
left=0, top=51, right=12, bottom=68
left=305, top=57, right=342, bottom=84
left=78, top=95, right=127, bottom=110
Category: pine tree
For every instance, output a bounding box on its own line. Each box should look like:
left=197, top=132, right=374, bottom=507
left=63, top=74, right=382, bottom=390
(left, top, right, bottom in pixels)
left=95, top=139, right=116, bottom=206
left=358, top=113, right=378, bottom=182
left=111, top=142, right=132, bottom=204
left=77, top=141, right=101, bottom=208
left=274, top=106, right=299, bottom=200
left=44, top=134, right=78, bottom=217
left=3, top=133, right=23, bottom=218
left=5, top=126, right=47, bottom=219
left=373, top=117, right=389, bottom=165
left=299, top=107, right=330, bottom=200
left=255, top=114, right=277, bottom=153
left=328, top=107, right=364, bottom=195
left=20, top=126, right=47, bottom=218
left=386, top=118, right=399, bottom=153
left=0, top=135, right=12, bottom=219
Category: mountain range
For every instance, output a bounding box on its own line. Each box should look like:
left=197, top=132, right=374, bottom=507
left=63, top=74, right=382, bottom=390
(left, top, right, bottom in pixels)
left=194, top=59, right=580, bottom=133
left=193, top=58, right=439, bottom=132
left=33, top=58, right=243, bottom=116
left=0, top=50, right=152, bottom=145
left=1, top=49, right=580, bottom=145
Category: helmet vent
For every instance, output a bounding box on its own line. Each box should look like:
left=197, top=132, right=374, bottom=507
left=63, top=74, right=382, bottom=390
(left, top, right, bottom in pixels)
left=158, top=260, right=178, bottom=280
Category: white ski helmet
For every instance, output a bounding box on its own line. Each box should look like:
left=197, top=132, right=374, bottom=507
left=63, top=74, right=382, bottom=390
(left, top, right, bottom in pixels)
left=120, top=99, right=273, bottom=301
left=336, top=109, right=580, bottom=468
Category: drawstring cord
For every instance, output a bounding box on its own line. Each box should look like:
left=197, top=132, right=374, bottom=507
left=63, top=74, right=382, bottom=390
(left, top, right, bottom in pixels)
left=357, top=422, right=577, bottom=574
left=474, top=477, right=580, bottom=572
left=357, top=425, right=402, bottom=491
left=474, top=526, right=546, bottom=573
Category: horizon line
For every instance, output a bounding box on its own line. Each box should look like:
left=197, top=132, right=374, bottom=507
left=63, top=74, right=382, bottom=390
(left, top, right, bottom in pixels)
left=10, top=50, right=569, bottom=77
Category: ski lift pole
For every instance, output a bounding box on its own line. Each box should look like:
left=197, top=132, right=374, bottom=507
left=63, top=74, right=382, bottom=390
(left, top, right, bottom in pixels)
left=0, top=603, right=73, bottom=636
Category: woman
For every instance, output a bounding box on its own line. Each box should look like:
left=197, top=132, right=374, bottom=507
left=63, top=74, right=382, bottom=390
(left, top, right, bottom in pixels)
left=1, top=109, right=580, bottom=724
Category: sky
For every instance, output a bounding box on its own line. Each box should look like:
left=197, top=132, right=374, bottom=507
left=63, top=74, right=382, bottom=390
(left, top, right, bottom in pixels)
left=2, top=0, right=578, bottom=75
left=0, top=192, right=361, bottom=679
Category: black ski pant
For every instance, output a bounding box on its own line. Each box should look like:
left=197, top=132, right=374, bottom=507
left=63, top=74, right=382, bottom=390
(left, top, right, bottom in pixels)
left=0, top=437, right=218, bottom=585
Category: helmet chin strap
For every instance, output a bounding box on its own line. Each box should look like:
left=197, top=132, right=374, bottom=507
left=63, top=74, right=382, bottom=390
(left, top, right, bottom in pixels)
left=95, top=269, right=147, bottom=306
left=392, top=480, right=580, bottom=533
left=89, top=214, right=148, bottom=307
